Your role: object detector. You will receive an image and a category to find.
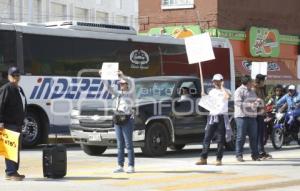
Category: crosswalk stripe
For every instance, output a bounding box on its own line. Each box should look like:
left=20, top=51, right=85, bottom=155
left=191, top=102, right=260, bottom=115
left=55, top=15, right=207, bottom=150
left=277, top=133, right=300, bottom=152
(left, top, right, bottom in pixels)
left=114, top=172, right=234, bottom=187
left=158, top=175, right=278, bottom=191
left=213, top=179, right=300, bottom=191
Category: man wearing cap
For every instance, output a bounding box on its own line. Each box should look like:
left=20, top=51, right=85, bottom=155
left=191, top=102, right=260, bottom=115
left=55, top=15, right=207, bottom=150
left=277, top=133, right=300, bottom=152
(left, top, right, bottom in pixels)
left=0, top=66, right=26, bottom=181
left=253, top=74, right=272, bottom=159
left=276, top=84, right=300, bottom=111
left=195, top=74, right=231, bottom=166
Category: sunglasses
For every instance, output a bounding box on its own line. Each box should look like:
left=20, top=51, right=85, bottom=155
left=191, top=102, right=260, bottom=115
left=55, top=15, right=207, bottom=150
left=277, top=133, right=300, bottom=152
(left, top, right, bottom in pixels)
left=11, top=74, right=20, bottom=78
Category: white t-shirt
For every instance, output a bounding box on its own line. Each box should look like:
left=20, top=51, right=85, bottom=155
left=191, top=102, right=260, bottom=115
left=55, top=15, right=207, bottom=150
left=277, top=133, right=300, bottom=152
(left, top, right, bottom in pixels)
left=208, top=88, right=231, bottom=115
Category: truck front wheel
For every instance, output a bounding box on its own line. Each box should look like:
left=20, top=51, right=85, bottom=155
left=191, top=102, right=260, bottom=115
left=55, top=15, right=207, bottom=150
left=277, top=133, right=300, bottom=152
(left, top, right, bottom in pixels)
left=141, top=122, right=169, bottom=157
left=81, top=144, right=107, bottom=156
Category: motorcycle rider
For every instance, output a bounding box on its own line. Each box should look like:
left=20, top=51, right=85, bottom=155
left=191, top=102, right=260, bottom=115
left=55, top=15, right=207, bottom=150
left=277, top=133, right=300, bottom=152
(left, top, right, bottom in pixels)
left=276, top=85, right=300, bottom=111
left=266, top=84, right=285, bottom=107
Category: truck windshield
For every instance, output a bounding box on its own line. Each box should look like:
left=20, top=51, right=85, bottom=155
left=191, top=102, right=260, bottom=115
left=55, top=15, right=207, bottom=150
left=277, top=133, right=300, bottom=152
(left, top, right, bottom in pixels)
left=135, top=81, right=176, bottom=100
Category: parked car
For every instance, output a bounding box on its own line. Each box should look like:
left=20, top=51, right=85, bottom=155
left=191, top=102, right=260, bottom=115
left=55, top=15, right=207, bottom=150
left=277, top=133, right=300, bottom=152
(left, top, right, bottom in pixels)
left=69, top=76, right=236, bottom=156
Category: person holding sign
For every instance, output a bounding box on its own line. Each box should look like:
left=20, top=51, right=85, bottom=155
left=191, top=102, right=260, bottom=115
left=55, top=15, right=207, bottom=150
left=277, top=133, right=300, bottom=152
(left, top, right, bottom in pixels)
left=99, top=67, right=136, bottom=173
left=195, top=74, right=231, bottom=166
left=0, top=66, right=26, bottom=181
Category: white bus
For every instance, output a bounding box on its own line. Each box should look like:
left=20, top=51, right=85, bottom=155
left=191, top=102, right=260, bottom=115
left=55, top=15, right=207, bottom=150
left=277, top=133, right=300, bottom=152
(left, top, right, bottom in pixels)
left=0, top=21, right=235, bottom=147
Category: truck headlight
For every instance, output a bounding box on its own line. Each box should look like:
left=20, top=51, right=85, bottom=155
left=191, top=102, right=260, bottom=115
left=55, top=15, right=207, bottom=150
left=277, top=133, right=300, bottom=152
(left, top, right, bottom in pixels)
left=70, top=118, right=80, bottom=125
left=71, top=109, right=80, bottom=118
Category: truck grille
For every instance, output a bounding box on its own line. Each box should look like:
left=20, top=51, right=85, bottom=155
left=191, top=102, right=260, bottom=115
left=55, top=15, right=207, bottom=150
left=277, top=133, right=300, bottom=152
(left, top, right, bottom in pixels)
left=81, top=110, right=114, bottom=116
left=79, top=119, right=113, bottom=128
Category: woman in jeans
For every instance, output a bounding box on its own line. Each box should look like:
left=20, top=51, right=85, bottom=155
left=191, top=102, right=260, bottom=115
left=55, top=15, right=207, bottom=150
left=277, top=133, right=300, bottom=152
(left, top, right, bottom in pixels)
left=100, top=70, right=135, bottom=173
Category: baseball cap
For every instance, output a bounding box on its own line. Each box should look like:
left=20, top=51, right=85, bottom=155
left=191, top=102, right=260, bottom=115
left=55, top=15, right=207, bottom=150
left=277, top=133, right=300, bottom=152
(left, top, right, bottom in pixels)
left=8, top=66, right=20, bottom=76
left=288, top=85, right=296, bottom=90
left=212, top=74, right=223, bottom=81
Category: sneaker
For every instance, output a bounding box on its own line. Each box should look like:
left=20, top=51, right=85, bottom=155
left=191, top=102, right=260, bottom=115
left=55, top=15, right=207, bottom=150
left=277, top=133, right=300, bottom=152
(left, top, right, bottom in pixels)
left=126, top=166, right=135, bottom=173
left=259, top=152, right=272, bottom=159
left=5, top=172, right=25, bottom=181
left=113, top=166, right=124, bottom=173
left=216, top=160, right=222, bottom=166
left=236, top=156, right=245, bottom=162
left=195, top=158, right=207, bottom=165
left=252, top=156, right=261, bottom=161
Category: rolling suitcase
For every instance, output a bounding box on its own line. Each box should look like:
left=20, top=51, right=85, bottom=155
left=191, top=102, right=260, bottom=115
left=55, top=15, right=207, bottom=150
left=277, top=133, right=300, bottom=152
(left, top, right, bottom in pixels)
left=43, top=144, right=67, bottom=178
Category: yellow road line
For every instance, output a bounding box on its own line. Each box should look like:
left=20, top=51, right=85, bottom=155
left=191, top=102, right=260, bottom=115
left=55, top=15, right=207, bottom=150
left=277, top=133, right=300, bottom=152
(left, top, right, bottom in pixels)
left=114, top=172, right=234, bottom=187
left=158, top=175, right=278, bottom=191
left=213, top=179, right=300, bottom=191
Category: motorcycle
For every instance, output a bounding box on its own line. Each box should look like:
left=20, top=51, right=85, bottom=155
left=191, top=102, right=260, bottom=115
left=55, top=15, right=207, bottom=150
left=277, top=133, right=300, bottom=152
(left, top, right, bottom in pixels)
left=271, top=106, right=300, bottom=150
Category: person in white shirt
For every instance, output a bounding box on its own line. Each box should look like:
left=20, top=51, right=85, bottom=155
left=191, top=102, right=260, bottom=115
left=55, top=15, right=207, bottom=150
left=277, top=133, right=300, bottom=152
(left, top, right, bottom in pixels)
left=195, top=74, right=231, bottom=166
left=99, top=70, right=135, bottom=173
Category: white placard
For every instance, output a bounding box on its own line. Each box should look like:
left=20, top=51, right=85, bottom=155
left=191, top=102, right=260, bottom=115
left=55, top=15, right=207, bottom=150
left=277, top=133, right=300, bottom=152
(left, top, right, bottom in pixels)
left=101, top=62, right=119, bottom=80
left=251, top=62, right=268, bottom=79
left=198, top=95, right=224, bottom=115
left=184, top=33, right=215, bottom=64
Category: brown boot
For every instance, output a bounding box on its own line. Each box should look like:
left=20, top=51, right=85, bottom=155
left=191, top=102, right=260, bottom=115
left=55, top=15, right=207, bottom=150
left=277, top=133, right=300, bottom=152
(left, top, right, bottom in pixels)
left=195, top=158, right=207, bottom=165
left=5, top=172, right=25, bottom=181
left=216, top=160, right=222, bottom=166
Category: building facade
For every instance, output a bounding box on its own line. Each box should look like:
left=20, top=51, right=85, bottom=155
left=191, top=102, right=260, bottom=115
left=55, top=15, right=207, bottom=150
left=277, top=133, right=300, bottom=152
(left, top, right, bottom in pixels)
left=139, top=0, right=300, bottom=85
left=139, top=0, right=300, bottom=35
left=0, top=0, right=138, bottom=29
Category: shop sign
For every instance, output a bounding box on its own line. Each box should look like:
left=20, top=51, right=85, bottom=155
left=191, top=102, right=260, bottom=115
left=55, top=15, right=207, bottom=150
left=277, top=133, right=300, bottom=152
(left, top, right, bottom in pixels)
left=147, top=25, right=201, bottom=38
left=249, top=27, right=280, bottom=57
left=242, top=61, right=280, bottom=72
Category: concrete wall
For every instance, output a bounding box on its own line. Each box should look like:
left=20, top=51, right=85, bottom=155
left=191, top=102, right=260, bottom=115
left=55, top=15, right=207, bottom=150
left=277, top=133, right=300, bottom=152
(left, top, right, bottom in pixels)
left=217, top=0, right=300, bottom=35
left=139, top=0, right=218, bottom=32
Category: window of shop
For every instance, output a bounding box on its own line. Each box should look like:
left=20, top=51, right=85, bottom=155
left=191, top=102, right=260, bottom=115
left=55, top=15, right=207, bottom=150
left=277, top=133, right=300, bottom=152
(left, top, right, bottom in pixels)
left=161, top=0, right=194, bottom=10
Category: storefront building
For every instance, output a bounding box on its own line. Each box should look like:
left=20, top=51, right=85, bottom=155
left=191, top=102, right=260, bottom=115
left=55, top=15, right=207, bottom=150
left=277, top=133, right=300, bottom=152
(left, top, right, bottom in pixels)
left=144, top=25, right=300, bottom=87
left=139, top=0, right=300, bottom=87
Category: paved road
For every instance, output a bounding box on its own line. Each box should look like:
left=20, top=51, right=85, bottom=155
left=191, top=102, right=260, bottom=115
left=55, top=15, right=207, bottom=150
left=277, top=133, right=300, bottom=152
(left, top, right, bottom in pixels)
left=1, top=143, right=300, bottom=191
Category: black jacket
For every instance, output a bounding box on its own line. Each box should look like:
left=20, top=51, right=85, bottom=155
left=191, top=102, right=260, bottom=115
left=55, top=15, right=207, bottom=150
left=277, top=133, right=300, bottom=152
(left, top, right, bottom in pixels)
left=0, top=82, right=27, bottom=127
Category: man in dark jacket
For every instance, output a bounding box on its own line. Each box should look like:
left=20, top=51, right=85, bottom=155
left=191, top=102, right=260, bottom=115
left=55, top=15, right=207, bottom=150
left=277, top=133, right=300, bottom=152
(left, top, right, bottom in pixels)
left=0, top=66, right=26, bottom=181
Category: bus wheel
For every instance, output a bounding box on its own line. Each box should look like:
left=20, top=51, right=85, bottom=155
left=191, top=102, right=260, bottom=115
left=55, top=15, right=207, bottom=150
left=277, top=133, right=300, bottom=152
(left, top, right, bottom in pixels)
left=81, top=144, right=107, bottom=156
left=141, top=122, right=168, bottom=157
left=22, top=112, right=42, bottom=147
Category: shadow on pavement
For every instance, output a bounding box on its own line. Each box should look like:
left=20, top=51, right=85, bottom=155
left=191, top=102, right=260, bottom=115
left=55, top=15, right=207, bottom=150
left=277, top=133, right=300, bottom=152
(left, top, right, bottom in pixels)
left=26, top=176, right=128, bottom=181
left=135, top=170, right=223, bottom=174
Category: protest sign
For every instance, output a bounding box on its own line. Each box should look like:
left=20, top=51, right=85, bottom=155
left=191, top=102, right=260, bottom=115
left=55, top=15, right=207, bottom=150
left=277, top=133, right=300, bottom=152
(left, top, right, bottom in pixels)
left=251, top=62, right=268, bottom=79
left=198, top=95, right=225, bottom=115
left=185, top=33, right=215, bottom=64
left=0, top=129, right=20, bottom=163
left=185, top=33, right=216, bottom=94
left=101, top=62, right=119, bottom=80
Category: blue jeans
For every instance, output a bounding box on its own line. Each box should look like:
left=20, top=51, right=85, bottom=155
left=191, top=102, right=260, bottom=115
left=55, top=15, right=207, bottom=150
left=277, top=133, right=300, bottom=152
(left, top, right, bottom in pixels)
left=114, top=119, right=135, bottom=167
left=4, top=124, right=22, bottom=176
left=201, top=115, right=225, bottom=160
left=257, top=115, right=266, bottom=154
left=235, top=117, right=259, bottom=158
